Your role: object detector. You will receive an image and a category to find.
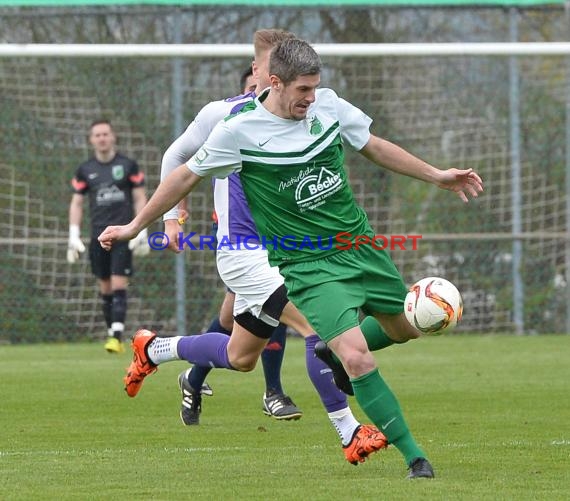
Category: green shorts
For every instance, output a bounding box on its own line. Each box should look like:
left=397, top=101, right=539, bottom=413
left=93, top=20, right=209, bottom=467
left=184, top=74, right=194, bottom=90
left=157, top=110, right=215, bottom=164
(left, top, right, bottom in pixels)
left=280, top=245, right=407, bottom=343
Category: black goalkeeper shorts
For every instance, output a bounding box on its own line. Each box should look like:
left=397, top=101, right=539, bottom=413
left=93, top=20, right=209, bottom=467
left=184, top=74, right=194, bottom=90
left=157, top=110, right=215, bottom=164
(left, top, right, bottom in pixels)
left=89, top=238, right=132, bottom=279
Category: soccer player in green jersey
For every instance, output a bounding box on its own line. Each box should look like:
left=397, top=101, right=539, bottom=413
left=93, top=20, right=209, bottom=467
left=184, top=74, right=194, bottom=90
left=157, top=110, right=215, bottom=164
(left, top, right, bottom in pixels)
left=99, top=38, right=483, bottom=478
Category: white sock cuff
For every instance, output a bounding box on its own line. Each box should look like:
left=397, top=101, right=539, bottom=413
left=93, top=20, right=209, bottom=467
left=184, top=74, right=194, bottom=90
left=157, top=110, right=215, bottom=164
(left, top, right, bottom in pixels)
left=111, top=322, right=124, bottom=332
left=327, top=407, right=352, bottom=420
left=148, top=336, right=183, bottom=364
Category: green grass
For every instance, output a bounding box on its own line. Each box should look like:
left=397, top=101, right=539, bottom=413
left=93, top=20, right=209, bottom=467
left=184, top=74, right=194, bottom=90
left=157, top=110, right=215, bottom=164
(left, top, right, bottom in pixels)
left=1, top=335, right=569, bottom=500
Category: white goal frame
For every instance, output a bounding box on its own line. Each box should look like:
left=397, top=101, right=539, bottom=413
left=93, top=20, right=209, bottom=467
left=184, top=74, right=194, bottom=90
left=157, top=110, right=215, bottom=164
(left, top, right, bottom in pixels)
left=1, top=42, right=570, bottom=58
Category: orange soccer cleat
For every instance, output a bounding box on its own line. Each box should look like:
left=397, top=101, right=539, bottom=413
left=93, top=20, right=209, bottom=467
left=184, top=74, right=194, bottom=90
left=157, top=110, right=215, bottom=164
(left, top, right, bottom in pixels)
left=343, top=424, right=389, bottom=465
left=124, top=329, right=158, bottom=397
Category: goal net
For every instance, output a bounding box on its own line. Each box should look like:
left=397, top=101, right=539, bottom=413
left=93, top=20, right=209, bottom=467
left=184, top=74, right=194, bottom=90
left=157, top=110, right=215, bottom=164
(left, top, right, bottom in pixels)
left=1, top=43, right=568, bottom=339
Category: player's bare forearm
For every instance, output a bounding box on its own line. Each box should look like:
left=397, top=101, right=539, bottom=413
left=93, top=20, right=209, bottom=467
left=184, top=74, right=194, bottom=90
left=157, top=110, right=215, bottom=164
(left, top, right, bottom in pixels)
left=360, top=135, right=483, bottom=202
left=98, top=165, right=202, bottom=249
left=68, top=194, right=83, bottom=226
left=132, top=186, right=147, bottom=217
left=360, top=135, right=440, bottom=183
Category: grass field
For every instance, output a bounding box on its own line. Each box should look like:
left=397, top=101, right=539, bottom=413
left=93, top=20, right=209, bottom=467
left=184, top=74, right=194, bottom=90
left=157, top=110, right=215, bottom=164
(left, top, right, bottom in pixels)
left=1, top=335, right=569, bottom=500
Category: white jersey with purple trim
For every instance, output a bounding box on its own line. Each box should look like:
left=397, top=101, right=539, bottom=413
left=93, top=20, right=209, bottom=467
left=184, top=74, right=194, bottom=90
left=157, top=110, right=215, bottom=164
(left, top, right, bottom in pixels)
left=161, top=91, right=257, bottom=245
left=161, top=90, right=288, bottom=322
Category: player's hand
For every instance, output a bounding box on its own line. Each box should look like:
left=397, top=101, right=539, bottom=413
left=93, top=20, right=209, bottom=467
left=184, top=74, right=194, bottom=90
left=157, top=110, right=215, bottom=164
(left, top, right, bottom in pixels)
left=128, top=227, right=150, bottom=257
left=436, top=168, right=484, bottom=203
left=177, top=208, right=189, bottom=226
left=164, top=219, right=185, bottom=254
left=98, top=223, right=139, bottom=251
left=67, top=225, right=86, bottom=264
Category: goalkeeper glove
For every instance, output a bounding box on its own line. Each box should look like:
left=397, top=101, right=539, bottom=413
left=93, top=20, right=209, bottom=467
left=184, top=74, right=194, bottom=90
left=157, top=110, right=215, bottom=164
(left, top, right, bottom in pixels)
left=67, top=224, right=86, bottom=264
left=129, top=228, right=150, bottom=257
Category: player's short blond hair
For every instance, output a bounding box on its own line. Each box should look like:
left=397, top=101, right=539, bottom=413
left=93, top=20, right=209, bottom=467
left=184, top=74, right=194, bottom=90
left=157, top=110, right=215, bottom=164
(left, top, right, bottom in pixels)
left=253, top=29, right=296, bottom=59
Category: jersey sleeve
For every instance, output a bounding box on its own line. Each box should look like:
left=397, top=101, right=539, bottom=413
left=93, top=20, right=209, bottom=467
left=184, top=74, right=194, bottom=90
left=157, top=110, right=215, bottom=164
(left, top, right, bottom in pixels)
left=160, top=101, right=229, bottom=182
left=128, top=159, right=145, bottom=187
left=335, top=95, right=373, bottom=151
left=161, top=100, right=236, bottom=220
left=70, top=166, right=88, bottom=194
left=186, top=120, right=242, bottom=179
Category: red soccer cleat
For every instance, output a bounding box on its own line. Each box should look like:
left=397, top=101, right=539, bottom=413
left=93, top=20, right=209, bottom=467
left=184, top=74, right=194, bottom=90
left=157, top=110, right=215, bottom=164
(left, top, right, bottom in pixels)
left=123, top=329, right=158, bottom=397
left=343, top=424, right=389, bottom=465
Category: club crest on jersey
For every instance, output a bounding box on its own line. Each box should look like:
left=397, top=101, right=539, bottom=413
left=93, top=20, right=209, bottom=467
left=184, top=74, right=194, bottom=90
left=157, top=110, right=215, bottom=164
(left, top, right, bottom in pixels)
left=112, top=165, right=124, bottom=180
left=294, top=166, right=342, bottom=212
left=308, top=115, right=323, bottom=136
left=194, top=147, right=209, bottom=165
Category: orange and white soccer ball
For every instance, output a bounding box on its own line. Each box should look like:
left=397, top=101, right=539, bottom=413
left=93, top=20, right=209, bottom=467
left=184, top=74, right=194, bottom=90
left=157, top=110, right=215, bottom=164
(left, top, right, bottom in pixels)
left=404, top=277, right=463, bottom=335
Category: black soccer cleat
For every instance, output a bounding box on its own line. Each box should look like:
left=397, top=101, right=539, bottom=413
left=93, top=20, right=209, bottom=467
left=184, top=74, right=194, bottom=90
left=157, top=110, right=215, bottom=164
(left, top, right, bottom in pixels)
left=178, top=370, right=202, bottom=426
left=314, top=341, right=354, bottom=396
left=407, top=457, right=435, bottom=479
left=262, top=392, right=303, bottom=420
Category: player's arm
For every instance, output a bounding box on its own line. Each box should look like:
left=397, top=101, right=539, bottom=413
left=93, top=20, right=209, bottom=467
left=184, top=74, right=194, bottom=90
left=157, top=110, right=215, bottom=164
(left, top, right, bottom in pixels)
left=99, top=120, right=240, bottom=250
left=67, top=187, right=86, bottom=263
left=99, top=164, right=202, bottom=250
left=360, top=134, right=483, bottom=202
left=160, top=122, right=204, bottom=251
left=161, top=130, right=193, bottom=252
left=132, top=186, right=147, bottom=216
left=161, top=102, right=224, bottom=218
left=160, top=102, right=224, bottom=251
left=69, top=192, right=83, bottom=227
left=100, top=165, right=203, bottom=250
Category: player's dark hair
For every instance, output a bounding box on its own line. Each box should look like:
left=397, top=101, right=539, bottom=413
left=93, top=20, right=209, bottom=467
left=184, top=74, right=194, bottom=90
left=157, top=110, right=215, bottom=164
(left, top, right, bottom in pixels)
left=89, top=119, right=113, bottom=132
left=240, top=65, right=253, bottom=93
left=269, top=38, right=321, bottom=85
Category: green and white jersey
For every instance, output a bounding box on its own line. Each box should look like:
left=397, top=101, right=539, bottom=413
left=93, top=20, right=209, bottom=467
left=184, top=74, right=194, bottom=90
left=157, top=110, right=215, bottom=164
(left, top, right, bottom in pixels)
left=188, top=87, right=374, bottom=265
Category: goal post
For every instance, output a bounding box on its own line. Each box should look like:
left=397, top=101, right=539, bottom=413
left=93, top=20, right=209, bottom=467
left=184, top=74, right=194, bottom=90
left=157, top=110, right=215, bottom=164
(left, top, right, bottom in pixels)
left=1, top=42, right=569, bottom=339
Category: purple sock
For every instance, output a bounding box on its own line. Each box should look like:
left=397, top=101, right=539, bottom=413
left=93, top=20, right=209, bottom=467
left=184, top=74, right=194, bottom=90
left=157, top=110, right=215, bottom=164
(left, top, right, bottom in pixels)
left=305, top=334, right=348, bottom=412
left=176, top=333, right=234, bottom=369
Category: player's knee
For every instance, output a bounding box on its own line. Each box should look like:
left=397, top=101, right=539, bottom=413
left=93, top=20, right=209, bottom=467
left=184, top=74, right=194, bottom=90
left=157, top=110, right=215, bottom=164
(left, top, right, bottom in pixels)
left=337, top=346, right=376, bottom=378
left=234, top=312, right=274, bottom=340
left=228, top=355, right=257, bottom=372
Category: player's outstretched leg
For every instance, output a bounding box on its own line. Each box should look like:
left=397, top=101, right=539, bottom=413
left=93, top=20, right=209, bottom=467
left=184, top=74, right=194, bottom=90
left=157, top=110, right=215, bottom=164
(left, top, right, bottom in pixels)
left=124, top=327, right=237, bottom=397
left=125, top=320, right=268, bottom=402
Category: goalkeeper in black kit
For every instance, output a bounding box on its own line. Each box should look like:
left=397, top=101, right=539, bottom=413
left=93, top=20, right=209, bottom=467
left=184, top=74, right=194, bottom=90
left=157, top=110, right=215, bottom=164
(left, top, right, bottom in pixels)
left=67, top=119, right=148, bottom=353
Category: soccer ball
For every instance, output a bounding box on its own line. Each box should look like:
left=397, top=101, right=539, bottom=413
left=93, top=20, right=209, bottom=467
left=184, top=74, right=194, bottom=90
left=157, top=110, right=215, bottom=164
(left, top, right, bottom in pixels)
left=404, top=276, right=463, bottom=335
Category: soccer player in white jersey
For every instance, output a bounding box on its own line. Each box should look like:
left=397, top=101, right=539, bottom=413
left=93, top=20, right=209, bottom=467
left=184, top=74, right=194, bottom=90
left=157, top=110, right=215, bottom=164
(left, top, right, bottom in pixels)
left=99, top=38, right=483, bottom=477
left=123, top=30, right=388, bottom=466
left=168, top=62, right=302, bottom=423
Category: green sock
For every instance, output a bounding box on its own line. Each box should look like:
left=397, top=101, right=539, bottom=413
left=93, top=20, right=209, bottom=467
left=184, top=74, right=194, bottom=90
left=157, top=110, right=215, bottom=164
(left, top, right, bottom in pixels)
left=352, top=368, right=426, bottom=465
left=360, top=316, right=395, bottom=351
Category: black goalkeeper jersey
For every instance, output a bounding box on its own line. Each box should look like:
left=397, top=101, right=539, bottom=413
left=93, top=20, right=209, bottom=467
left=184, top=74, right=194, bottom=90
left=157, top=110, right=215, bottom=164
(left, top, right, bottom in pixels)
left=71, top=153, right=145, bottom=236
